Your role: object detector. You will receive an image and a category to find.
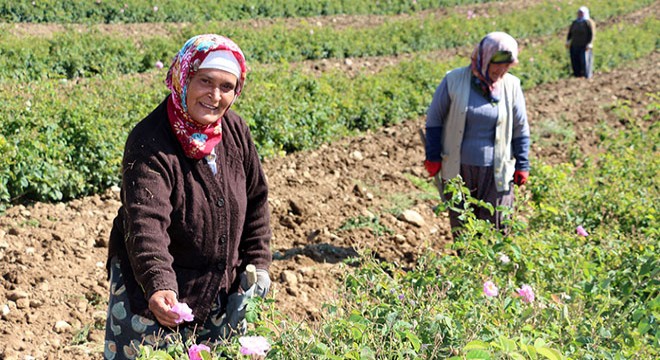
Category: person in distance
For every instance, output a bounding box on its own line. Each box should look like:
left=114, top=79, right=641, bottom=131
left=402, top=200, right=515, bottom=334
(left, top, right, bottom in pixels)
left=424, top=32, right=530, bottom=237
left=104, top=34, right=272, bottom=359
left=566, top=6, right=596, bottom=78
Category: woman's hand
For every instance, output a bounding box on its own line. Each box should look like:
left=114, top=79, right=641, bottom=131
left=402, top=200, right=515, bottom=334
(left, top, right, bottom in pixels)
left=148, top=290, right=180, bottom=327
left=513, top=170, right=529, bottom=186
left=424, top=160, right=442, bottom=177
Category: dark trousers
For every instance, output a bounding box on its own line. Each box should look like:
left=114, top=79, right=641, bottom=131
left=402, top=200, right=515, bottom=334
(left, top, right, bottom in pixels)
left=448, top=164, right=515, bottom=238
left=570, top=46, right=588, bottom=78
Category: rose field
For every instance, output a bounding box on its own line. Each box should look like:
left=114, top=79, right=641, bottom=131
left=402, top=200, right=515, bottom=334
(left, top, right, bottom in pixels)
left=0, top=0, right=658, bottom=359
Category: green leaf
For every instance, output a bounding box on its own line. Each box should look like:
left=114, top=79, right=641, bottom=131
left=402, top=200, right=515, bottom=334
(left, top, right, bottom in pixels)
left=499, top=336, right=516, bottom=352
left=342, top=350, right=360, bottom=360
left=466, top=350, right=491, bottom=359
left=537, top=347, right=563, bottom=360
left=509, top=352, right=527, bottom=360
left=464, top=340, right=490, bottom=350
left=311, top=342, right=330, bottom=355
left=533, top=339, right=547, bottom=348
left=405, top=331, right=422, bottom=351
left=141, top=351, right=174, bottom=360
left=639, top=258, right=657, bottom=276
left=521, top=343, right=538, bottom=359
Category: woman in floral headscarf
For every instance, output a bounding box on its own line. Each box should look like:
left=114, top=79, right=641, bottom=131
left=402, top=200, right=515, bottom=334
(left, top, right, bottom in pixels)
left=424, top=32, right=530, bottom=238
left=104, top=34, right=272, bottom=359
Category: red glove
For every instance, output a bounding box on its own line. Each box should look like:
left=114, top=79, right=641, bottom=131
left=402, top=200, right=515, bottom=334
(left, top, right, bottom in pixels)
left=513, top=170, right=529, bottom=186
left=424, top=160, right=441, bottom=177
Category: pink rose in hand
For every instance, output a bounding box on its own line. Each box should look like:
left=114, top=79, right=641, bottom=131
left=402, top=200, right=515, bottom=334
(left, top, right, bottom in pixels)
left=171, top=302, right=194, bottom=324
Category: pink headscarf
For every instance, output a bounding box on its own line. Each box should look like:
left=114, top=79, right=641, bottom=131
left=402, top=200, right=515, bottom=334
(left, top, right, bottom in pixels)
left=165, top=34, right=247, bottom=159
left=470, top=32, right=519, bottom=102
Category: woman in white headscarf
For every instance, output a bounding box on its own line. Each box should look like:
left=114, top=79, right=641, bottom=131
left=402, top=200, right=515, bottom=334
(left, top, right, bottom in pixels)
left=424, top=32, right=530, bottom=238
left=566, top=6, right=596, bottom=78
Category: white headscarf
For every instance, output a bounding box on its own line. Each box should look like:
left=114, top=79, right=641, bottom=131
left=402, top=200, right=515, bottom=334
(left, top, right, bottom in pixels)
left=578, top=6, right=590, bottom=20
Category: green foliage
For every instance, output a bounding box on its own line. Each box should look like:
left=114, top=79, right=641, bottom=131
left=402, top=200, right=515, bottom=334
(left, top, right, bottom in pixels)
left=0, top=14, right=657, bottom=206
left=0, top=0, right=490, bottom=23
left=529, top=118, right=659, bottom=236
left=0, top=0, right=654, bottom=81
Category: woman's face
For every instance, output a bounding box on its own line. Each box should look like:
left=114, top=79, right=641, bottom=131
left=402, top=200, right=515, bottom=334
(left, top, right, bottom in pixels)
left=185, top=68, right=238, bottom=125
left=487, top=63, right=513, bottom=83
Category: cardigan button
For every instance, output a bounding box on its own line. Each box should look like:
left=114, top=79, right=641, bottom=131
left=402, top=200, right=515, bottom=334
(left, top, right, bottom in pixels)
left=220, top=235, right=227, bottom=244
left=216, top=198, right=225, bottom=207
left=216, top=261, right=226, bottom=271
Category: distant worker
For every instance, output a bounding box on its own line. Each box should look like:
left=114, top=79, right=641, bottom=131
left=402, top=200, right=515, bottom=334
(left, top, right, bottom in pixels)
left=566, top=6, right=596, bottom=78
left=424, top=32, right=530, bottom=237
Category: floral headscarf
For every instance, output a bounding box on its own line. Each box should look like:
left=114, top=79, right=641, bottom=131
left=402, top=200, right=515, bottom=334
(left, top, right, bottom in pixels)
left=165, top=34, right=247, bottom=159
left=470, top=32, right=519, bottom=103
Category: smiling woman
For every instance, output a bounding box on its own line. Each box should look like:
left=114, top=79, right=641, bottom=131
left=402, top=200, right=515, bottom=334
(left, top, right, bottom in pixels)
left=104, top=34, right=273, bottom=359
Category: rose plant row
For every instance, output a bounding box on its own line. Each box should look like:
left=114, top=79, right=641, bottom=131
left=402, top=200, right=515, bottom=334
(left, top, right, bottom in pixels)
left=0, top=16, right=656, bottom=207
left=0, top=0, right=492, bottom=23
left=0, top=0, right=652, bottom=81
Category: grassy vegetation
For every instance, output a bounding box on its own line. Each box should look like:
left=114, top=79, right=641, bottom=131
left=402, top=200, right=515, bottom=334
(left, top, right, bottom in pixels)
left=0, top=0, right=652, bottom=81
left=0, top=0, right=493, bottom=23
left=0, top=13, right=657, bottom=206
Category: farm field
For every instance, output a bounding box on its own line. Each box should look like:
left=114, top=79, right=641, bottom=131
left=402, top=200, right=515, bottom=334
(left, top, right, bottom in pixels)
left=0, top=1, right=658, bottom=359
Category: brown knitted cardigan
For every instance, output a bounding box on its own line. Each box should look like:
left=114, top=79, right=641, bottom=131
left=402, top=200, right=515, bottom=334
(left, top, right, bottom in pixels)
left=108, top=96, right=272, bottom=324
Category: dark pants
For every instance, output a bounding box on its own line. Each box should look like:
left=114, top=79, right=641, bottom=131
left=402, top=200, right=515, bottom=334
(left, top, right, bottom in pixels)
left=570, top=46, right=592, bottom=78
left=448, top=164, right=514, bottom=238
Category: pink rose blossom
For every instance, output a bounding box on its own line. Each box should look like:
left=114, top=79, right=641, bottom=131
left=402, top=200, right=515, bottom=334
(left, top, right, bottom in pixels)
left=483, top=281, right=499, bottom=297
left=171, top=302, right=194, bottom=324
left=239, top=336, right=271, bottom=356
left=576, top=225, right=589, bottom=236
left=188, top=344, right=210, bottom=360
left=155, top=60, right=164, bottom=69
left=516, top=284, right=535, bottom=303
left=498, top=253, right=510, bottom=264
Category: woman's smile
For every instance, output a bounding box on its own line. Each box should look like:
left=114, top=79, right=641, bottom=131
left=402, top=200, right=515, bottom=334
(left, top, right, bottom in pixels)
left=185, top=68, right=237, bottom=125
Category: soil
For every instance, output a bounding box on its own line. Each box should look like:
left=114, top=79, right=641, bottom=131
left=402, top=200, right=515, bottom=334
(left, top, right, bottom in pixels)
left=0, top=45, right=657, bottom=360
